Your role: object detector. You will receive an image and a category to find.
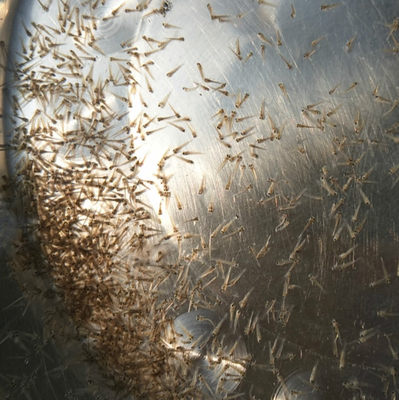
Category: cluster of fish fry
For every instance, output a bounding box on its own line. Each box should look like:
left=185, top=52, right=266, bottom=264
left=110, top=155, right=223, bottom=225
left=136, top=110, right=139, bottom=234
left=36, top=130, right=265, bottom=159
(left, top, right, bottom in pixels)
left=3, top=0, right=214, bottom=398
left=1, top=0, right=399, bottom=398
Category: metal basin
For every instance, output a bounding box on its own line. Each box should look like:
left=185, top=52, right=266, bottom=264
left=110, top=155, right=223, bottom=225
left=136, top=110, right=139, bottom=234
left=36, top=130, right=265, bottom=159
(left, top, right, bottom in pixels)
left=1, top=0, right=399, bottom=398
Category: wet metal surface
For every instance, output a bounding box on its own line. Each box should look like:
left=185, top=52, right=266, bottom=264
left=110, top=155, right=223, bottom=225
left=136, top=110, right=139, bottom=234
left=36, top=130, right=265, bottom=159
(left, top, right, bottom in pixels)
left=1, top=0, right=399, bottom=399
left=163, top=310, right=248, bottom=398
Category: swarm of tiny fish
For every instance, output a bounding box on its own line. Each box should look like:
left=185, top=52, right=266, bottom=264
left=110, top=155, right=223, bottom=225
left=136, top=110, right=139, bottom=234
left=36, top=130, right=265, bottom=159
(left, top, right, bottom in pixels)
left=1, top=0, right=399, bottom=399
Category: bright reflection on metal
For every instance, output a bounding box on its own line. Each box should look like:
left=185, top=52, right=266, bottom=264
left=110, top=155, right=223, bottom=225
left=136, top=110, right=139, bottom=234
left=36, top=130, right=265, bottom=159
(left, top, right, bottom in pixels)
left=272, top=370, right=321, bottom=400
left=163, top=309, right=248, bottom=398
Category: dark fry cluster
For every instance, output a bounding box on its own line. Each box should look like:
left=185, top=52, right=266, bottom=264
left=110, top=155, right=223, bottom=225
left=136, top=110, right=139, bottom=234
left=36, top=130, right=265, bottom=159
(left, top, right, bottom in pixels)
left=2, top=0, right=399, bottom=399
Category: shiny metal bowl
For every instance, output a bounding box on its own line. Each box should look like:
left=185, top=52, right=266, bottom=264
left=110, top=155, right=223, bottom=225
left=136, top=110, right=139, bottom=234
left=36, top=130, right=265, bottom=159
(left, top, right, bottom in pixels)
left=1, top=0, right=399, bottom=399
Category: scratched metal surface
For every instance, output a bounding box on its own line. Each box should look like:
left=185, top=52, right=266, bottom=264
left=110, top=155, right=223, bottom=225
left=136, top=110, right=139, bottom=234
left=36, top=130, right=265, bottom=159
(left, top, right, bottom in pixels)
left=1, top=0, right=399, bottom=399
